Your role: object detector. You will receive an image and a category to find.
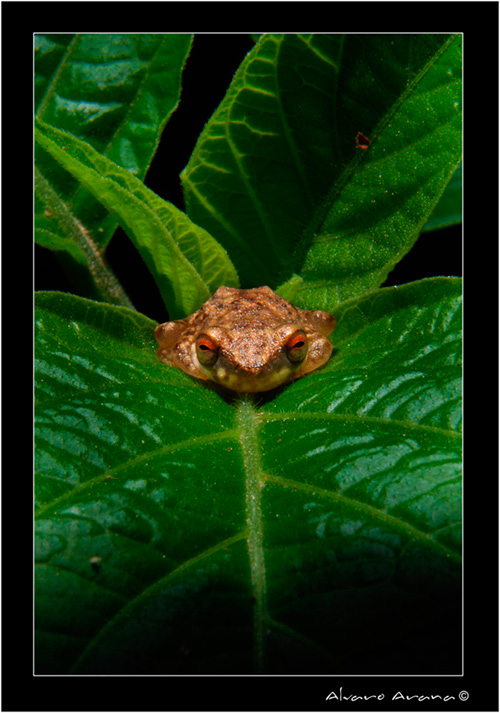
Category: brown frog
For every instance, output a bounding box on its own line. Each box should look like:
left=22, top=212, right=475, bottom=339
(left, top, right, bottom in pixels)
left=154, top=286, right=336, bottom=392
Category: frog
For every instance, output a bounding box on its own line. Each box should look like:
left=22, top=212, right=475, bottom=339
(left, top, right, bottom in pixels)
left=154, top=286, right=336, bottom=393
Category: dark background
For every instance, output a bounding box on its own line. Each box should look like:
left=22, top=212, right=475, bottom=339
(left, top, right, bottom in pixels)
left=34, top=33, right=462, bottom=323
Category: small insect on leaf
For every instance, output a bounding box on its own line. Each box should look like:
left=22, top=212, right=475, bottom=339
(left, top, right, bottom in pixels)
left=355, top=132, right=370, bottom=149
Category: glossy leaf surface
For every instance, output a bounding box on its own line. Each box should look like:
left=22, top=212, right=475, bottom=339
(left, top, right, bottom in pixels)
left=35, top=34, right=192, bottom=252
left=35, top=278, right=462, bottom=674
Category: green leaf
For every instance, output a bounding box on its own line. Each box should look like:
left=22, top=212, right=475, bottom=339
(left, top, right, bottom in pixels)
left=294, top=36, right=462, bottom=308
left=35, top=278, right=461, bottom=674
left=35, top=119, right=239, bottom=318
left=422, top=163, right=462, bottom=232
left=35, top=34, right=193, bottom=251
left=182, top=34, right=462, bottom=302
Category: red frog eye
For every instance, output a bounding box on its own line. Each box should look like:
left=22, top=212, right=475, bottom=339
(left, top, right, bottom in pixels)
left=286, top=330, right=308, bottom=364
left=196, top=334, right=219, bottom=366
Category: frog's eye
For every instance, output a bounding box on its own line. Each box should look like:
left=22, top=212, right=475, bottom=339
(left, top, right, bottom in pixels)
left=196, top=333, right=219, bottom=366
left=286, top=330, right=308, bottom=363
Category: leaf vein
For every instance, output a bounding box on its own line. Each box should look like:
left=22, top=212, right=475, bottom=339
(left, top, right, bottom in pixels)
left=267, top=474, right=460, bottom=563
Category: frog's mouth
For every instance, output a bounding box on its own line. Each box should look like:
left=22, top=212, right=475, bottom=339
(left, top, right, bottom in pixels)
left=199, top=358, right=302, bottom=393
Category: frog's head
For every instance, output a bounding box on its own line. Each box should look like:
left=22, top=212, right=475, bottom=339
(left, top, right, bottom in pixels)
left=154, top=286, right=336, bottom=393
left=191, top=324, right=330, bottom=392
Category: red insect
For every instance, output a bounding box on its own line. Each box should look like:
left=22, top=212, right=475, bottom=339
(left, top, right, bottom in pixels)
left=355, top=132, right=370, bottom=149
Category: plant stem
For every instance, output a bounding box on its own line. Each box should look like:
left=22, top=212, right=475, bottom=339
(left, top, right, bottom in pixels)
left=35, top=167, right=135, bottom=310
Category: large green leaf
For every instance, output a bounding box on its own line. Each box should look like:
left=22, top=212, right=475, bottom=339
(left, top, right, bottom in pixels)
left=35, top=119, right=239, bottom=318
left=35, top=34, right=192, bottom=251
left=182, top=34, right=462, bottom=303
left=35, top=278, right=462, bottom=674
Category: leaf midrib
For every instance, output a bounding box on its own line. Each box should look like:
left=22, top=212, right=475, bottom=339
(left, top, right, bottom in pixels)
left=40, top=393, right=461, bottom=674
left=236, top=396, right=268, bottom=673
